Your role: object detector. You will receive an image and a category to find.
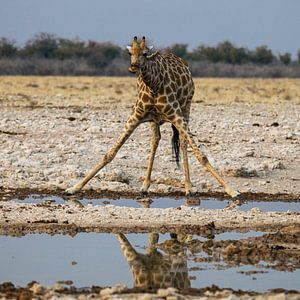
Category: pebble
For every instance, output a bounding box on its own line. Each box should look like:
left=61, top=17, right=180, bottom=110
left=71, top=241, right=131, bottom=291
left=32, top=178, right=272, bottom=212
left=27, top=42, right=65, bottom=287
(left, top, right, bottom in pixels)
left=250, top=207, right=262, bottom=214
left=99, top=284, right=127, bottom=296
left=157, top=287, right=178, bottom=297
left=29, top=282, right=44, bottom=294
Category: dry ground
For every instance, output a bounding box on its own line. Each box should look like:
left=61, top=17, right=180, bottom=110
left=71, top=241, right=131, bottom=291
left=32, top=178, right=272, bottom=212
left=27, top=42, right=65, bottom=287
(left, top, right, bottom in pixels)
left=0, top=76, right=299, bottom=197
left=0, top=76, right=300, bottom=299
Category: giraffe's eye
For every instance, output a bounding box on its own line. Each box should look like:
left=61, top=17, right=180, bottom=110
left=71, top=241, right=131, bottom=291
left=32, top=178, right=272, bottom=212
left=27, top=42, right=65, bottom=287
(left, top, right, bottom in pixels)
left=128, top=52, right=132, bottom=56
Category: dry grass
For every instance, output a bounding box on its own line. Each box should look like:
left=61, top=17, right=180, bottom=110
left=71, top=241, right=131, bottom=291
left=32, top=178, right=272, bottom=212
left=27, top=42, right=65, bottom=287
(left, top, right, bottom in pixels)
left=0, top=76, right=299, bottom=108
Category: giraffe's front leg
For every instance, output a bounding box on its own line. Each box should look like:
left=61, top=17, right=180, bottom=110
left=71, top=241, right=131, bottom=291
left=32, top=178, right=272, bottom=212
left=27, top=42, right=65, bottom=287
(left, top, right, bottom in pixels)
left=173, top=118, right=239, bottom=198
left=65, top=113, right=142, bottom=194
left=141, top=123, right=161, bottom=195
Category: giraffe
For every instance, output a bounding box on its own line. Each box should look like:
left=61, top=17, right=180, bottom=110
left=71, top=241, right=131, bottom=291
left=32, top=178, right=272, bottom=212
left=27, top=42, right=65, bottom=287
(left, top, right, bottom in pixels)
left=116, top=232, right=191, bottom=290
left=65, top=36, right=239, bottom=198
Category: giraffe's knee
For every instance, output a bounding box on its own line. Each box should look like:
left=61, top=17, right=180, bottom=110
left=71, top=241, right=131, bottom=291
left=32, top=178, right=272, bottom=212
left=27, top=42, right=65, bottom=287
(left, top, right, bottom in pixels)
left=195, top=153, right=209, bottom=165
left=201, top=155, right=209, bottom=164
left=104, top=151, right=116, bottom=163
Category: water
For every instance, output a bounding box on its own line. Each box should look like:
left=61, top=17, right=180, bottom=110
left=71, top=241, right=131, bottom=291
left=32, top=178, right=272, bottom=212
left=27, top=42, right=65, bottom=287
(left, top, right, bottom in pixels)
left=0, top=232, right=299, bottom=291
left=3, top=194, right=299, bottom=291
left=14, top=194, right=300, bottom=212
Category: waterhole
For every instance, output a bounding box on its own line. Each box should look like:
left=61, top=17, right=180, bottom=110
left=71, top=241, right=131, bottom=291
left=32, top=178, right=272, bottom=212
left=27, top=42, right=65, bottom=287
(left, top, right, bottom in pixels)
left=14, top=194, right=300, bottom=212
left=0, top=231, right=299, bottom=292
left=2, top=194, right=300, bottom=292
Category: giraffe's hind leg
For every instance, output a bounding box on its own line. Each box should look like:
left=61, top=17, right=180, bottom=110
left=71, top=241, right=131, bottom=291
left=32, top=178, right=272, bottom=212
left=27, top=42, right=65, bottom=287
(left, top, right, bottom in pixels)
left=65, top=113, right=142, bottom=194
left=180, top=136, right=192, bottom=196
left=141, top=122, right=161, bottom=195
left=173, top=118, right=239, bottom=198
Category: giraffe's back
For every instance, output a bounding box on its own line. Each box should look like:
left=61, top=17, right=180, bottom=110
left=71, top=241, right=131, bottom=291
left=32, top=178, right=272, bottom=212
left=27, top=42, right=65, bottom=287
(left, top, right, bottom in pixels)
left=163, top=52, right=195, bottom=121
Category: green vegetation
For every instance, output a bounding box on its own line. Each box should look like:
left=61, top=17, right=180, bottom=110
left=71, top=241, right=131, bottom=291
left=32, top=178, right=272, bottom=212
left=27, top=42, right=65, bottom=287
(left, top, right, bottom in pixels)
left=0, top=33, right=299, bottom=77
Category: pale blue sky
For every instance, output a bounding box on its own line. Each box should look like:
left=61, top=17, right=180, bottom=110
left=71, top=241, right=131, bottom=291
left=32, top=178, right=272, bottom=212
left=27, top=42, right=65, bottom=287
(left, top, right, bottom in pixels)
left=0, top=0, right=299, bottom=57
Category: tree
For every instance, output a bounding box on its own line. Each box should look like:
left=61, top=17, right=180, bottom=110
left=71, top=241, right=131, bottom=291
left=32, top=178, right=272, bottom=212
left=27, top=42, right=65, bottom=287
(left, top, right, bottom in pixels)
left=230, top=47, right=250, bottom=64
left=188, top=45, right=220, bottom=62
left=169, top=43, right=188, bottom=58
left=279, top=52, right=291, bottom=65
left=0, top=38, right=17, bottom=57
left=250, top=46, right=274, bottom=64
left=217, top=41, right=235, bottom=63
left=22, top=33, right=58, bottom=58
left=86, top=41, right=122, bottom=68
left=217, top=41, right=249, bottom=64
left=56, top=38, right=86, bottom=59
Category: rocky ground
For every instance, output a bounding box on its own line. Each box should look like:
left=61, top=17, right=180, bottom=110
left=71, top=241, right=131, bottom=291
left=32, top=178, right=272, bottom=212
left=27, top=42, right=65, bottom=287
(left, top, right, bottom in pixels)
left=1, top=200, right=300, bottom=236
left=0, top=77, right=299, bottom=197
left=1, top=282, right=300, bottom=300
left=0, top=77, right=300, bottom=299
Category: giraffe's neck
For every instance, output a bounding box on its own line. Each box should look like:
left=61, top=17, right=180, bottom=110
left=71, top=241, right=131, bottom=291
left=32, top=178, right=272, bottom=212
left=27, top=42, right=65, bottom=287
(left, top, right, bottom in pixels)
left=116, top=233, right=139, bottom=262
left=140, top=53, right=164, bottom=94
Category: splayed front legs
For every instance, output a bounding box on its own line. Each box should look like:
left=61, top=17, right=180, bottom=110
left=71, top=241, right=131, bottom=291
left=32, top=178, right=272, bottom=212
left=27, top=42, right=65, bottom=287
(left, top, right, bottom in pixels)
left=65, top=111, right=238, bottom=198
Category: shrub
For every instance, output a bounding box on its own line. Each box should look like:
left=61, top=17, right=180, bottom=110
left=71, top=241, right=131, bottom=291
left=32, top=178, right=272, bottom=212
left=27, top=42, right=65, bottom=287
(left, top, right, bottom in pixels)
left=279, top=53, right=291, bottom=65
left=169, top=43, right=188, bottom=58
left=21, top=32, right=59, bottom=58
left=86, top=41, right=122, bottom=68
left=0, top=38, right=17, bottom=57
left=55, top=38, right=87, bottom=59
left=0, top=32, right=299, bottom=77
left=250, top=46, right=275, bottom=64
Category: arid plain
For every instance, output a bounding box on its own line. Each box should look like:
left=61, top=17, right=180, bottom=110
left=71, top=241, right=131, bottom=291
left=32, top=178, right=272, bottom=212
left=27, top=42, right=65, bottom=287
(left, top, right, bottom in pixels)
left=0, top=76, right=299, bottom=196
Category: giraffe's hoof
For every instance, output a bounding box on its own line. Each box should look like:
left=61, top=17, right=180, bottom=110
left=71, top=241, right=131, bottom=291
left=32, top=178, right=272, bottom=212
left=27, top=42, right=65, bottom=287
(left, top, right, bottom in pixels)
left=140, top=188, right=149, bottom=197
left=232, top=190, right=241, bottom=199
left=185, top=191, right=194, bottom=197
left=65, top=186, right=79, bottom=195
left=225, top=187, right=240, bottom=199
left=225, top=198, right=243, bottom=209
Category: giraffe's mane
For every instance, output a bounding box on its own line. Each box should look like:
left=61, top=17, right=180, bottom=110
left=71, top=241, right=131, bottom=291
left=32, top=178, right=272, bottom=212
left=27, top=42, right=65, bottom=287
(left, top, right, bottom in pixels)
left=147, top=51, right=159, bottom=59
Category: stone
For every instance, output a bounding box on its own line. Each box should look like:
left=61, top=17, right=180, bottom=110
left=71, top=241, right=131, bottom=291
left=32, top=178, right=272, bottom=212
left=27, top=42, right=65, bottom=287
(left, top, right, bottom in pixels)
left=157, top=287, right=178, bottom=297
left=29, top=282, right=44, bottom=294
left=99, top=284, right=127, bottom=296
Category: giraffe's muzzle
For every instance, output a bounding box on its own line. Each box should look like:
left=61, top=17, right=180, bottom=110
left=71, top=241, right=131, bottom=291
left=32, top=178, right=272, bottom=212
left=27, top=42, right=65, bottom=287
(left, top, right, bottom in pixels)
left=129, top=64, right=139, bottom=73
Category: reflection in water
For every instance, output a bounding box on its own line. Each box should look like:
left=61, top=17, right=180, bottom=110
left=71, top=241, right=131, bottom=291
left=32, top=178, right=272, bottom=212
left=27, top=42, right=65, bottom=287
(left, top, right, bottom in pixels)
left=1, top=229, right=300, bottom=291
left=114, top=196, right=192, bottom=290
left=116, top=232, right=190, bottom=290
left=4, top=194, right=300, bottom=291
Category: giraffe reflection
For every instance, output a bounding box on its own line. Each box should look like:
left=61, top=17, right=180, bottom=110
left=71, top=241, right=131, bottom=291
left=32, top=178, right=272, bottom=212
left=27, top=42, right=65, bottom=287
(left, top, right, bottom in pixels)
left=116, top=232, right=190, bottom=290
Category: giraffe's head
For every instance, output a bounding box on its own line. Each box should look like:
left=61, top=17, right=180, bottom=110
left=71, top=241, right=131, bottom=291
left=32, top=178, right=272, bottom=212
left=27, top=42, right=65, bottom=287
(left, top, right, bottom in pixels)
left=127, top=36, right=153, bottom=73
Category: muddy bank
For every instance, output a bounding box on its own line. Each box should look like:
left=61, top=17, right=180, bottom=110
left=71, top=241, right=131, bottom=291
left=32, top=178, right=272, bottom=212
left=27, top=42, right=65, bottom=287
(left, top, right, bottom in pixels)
left=187, top=225, right=300, bottom=272
left=1, top=187, right=300, bottom=202
left=1, top=199, right=300, bottom=236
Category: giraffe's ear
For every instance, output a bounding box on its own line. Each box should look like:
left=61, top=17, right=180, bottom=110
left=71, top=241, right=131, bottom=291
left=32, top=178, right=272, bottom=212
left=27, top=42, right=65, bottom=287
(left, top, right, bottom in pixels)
left=126, top=46, right=132, bottom=52
left=148, top=46, right=154, bottom=51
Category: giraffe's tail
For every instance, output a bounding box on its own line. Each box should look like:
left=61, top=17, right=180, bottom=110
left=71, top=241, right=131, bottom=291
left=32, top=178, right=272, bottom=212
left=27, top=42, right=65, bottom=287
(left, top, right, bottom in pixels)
left=171, top=124, right=180, bottom=168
